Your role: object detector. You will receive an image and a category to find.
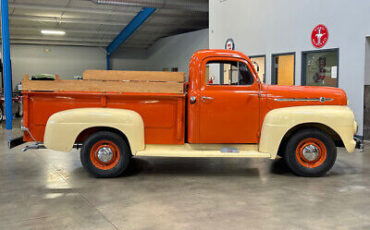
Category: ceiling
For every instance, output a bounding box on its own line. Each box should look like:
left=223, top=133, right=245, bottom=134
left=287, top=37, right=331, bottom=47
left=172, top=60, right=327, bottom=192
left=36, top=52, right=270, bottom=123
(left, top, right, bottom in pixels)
left=6, top=0, right=209, bottom=49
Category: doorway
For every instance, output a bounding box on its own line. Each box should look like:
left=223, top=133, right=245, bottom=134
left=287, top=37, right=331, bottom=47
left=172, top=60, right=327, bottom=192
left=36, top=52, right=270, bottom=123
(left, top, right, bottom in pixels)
left=364, top=38, right=370, bottom=140
left=271, top=53, right=295, bottom=85
left=249, top=55, right=266, bottom=83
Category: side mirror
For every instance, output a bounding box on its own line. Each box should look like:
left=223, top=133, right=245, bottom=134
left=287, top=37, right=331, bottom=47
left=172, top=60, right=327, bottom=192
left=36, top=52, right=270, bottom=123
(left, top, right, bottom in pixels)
left=252, top=61, right=260, bottom=72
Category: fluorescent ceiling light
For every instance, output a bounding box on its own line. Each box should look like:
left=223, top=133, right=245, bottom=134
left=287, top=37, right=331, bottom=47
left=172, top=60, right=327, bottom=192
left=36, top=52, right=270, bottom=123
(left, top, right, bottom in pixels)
left=41, top=30, right=65, bottom=35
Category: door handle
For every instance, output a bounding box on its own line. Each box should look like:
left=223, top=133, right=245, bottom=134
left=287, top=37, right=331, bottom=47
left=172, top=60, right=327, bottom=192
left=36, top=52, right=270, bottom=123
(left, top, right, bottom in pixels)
left=201, top=96, right=214, bottom=101
left=189, top=96, right=197, bottom=104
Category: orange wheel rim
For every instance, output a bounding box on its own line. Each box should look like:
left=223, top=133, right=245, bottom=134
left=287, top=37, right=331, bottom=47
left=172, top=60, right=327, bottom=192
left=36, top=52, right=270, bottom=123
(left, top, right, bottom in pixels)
left=90, top=140, right=120, bottom=170
left=295, top=138, right=327, bottom=168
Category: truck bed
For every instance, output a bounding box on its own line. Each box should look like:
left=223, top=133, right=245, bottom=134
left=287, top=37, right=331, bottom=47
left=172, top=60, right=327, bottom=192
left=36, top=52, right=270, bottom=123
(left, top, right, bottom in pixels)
left=22, top=70, right=186, bottom=145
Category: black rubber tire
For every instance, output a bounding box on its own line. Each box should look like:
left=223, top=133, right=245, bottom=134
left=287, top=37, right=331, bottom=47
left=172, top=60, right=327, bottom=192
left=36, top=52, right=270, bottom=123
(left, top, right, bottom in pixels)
left=284, top=128, right=337, bottom=177
left=80, top=131, right=130, bottom=178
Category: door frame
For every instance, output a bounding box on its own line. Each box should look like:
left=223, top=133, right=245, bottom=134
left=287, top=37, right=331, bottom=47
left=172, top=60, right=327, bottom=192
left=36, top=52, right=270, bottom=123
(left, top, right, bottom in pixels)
left=301, top=48, right=339, bottom=87
left=196, top=56, right=261, bottom=143
left=200, top=56, right=260, bottom=89
left=271, top=52, right=296, bottom=85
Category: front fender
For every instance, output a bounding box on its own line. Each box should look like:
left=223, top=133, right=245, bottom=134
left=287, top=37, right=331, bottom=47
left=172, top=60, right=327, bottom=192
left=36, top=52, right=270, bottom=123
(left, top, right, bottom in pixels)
left=44, top=108, right=145, bottom=153
left=259, top=106, right=357, bottom=159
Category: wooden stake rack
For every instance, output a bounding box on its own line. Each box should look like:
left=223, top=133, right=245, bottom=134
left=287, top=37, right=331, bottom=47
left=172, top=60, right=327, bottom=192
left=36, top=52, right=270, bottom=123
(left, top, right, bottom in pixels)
left=21, top=70, right=186, bottom=94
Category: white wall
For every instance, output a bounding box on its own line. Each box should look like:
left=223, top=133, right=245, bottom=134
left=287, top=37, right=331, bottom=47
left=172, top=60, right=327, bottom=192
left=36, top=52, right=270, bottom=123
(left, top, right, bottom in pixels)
left=111, top=29, right=209, bottom=75
left=146, top=28, right=209, bottom=74
left=210, top=0, right=370, bottom=136
left=4, top=45, right=106, bottom=86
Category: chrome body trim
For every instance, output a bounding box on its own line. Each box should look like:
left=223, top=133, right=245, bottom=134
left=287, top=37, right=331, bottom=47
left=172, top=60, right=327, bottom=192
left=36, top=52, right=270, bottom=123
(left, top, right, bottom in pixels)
left=274, top=97, right=333, bottom=102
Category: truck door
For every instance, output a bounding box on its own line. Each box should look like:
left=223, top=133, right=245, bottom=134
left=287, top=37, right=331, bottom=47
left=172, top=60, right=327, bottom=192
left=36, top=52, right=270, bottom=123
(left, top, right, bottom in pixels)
left=197, top=57, right=260, bottom=143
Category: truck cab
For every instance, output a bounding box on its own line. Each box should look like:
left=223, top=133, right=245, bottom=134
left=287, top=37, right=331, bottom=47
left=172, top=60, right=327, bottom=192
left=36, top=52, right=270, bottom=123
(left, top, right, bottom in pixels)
left=14, top=49, right=360, bottom=178
left=187, top=50, right=261, bottom=143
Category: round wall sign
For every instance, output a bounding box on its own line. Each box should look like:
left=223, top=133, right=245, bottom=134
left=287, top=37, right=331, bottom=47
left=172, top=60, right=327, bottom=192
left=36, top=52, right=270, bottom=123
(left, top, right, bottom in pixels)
left=225, top=38, right=235, bottom=50
left=311, top=24, right=328, bottom=48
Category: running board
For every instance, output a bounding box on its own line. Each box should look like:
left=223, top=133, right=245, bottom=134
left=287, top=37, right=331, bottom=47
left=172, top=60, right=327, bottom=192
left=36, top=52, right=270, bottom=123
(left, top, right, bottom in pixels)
left=135, top=144, right=271, bottom=158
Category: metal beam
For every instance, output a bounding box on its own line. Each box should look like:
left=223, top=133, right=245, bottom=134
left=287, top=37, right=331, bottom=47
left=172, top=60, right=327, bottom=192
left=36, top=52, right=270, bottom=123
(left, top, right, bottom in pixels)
left=106, top=7, right=156, bottom=55
left=9, top=3, right=138, bottom=17
left=10, top=15, right=129, bottom=26
left=9, top=26, right=172, bottom=38
left=106, top=54, right=111, bottom=70
left=9, top=3, right=207, bottom=19
left=10, top=15, right=205, bottom=29
left=10, top=27, right=120, bottom=36
left=8, top=40, right=108, bottom=47
left=4, top=34, right=156, bottom=45
left=1, top=0, right=13, bottom=130
left=8, top=35, right=113, bottom=43
left=91, top=0, right=208, bottom=12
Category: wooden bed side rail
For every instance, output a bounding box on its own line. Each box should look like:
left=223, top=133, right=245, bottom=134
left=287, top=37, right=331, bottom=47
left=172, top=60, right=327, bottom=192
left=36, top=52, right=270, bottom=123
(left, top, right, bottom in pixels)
left=21, top=74, right=184, bottom=94
left=83, top=70, right=186, bottom=83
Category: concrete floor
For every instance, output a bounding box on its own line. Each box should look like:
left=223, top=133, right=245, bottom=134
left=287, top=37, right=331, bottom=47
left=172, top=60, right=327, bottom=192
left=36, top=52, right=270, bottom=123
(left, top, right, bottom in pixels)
left=1, top=121, right=369, bottom=230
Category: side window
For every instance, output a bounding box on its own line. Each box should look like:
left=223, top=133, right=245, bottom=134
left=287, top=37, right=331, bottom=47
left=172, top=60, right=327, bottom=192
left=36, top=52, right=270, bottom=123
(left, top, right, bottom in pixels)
left=205, top=61, right=254, bottom=85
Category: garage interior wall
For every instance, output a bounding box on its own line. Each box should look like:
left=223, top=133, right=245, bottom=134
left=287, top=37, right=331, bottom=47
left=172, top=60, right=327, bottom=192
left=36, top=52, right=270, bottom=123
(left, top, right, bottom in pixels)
left=4, top=45, right=106, bottom=87
left=111, top=29, right=209, bottom=75
left=209, top=0, right=370, bottom=137
left=1, top=28, right=208, bottom=88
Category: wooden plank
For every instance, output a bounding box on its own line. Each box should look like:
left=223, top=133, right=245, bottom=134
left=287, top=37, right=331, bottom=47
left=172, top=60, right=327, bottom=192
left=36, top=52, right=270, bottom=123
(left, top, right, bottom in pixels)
left=83, top=70, right=186, bottom=82
left=22, top=77, right=184, bottom=94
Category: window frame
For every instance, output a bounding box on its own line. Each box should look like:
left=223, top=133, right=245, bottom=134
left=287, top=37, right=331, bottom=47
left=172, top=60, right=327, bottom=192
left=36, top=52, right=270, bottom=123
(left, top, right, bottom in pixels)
left=301, top=48, right=339, bottom=87
left=271, top=52, right=296, bottom=85
left=202, top=57, right=258, bottom=89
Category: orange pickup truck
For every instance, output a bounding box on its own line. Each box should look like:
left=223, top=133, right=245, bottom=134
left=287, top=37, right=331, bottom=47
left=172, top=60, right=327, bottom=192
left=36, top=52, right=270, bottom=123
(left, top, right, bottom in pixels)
left=11, top=49, right=361, bottom=178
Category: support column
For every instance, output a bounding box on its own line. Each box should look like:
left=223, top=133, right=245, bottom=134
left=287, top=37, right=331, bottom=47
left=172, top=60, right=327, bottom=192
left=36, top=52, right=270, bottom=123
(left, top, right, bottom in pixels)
left=106, top=54, right=111, bottom=70
left=1, top=0, right=13, bottom=130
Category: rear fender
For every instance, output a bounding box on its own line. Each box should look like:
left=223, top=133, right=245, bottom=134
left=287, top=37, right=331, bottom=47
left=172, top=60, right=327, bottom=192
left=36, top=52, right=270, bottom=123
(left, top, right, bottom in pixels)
left=44, top=108, right=145, bottom=154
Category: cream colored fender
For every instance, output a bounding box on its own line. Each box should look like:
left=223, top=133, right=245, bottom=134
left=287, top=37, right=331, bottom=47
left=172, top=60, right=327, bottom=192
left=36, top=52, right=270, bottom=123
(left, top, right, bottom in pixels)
left=44, top=108, right=145, bottom=153
left=259, top=106, right=357, bottom=159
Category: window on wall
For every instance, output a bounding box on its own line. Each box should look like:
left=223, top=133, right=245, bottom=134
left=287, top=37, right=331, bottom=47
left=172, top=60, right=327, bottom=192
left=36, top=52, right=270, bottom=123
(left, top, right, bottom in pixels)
left=272, top=53, right=295, bottom=85
left=249, top=56, right=265, bottom=83
left=205, top=61, right=254, bottom=85
left=302, top=49, right=338, bottom=87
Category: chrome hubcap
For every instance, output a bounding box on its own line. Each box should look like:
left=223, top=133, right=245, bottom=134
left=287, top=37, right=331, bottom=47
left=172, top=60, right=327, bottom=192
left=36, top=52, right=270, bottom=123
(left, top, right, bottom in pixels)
left=302, top=144, right=320, bottom=161
left=97, top=147, right=113, bottom=163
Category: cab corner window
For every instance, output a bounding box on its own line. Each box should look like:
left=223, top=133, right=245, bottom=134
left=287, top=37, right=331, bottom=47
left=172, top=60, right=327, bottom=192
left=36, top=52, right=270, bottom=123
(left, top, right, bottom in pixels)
left=205, top=61, right=254, bottom=86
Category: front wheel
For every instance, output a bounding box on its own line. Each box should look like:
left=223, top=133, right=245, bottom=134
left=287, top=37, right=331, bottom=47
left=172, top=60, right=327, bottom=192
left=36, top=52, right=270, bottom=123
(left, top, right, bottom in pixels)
left=284, top=129, right=337, bottom=177
left=80, top=131, right=131, bottom=178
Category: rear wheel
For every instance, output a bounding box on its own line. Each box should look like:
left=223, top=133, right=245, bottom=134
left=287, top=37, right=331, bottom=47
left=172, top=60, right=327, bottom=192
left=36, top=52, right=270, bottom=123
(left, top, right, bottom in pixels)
left=80, top=131, right=130, bottom=178
left=284, top=129, right=337, bottom=177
